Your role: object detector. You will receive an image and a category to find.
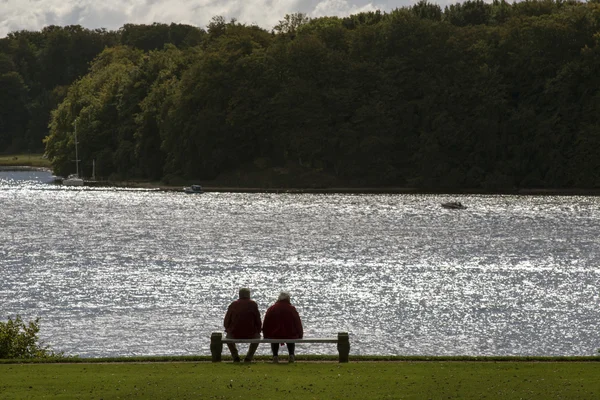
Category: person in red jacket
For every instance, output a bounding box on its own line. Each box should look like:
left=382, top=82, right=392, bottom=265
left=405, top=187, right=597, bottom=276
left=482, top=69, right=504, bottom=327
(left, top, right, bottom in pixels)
left=262, top=291, right=303, bottom=363
left=224, top=287, right=262, bottom=362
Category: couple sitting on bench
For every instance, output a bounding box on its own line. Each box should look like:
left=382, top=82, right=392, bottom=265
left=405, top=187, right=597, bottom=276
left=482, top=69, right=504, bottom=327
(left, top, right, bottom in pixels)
left=224, top=287, right=302, bottom=363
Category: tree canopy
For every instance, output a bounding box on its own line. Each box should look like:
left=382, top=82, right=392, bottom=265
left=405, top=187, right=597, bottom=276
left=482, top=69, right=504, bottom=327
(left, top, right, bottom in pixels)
left=2, top=1, right=600, bottom=189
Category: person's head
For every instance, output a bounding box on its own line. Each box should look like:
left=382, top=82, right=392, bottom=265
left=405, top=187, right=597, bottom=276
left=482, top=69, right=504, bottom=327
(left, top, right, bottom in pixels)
left=278, top=291, right=291, bottom=302
left=239, top=287, right=251, bottom=299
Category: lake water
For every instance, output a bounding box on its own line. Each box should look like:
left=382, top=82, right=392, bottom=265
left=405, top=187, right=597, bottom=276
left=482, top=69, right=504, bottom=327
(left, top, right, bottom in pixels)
left=1, top=169, right=599, bottom=358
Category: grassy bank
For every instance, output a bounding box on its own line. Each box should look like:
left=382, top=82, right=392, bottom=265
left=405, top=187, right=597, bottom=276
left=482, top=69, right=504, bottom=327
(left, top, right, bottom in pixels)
left=0, top=360, right=599, bottom=399
left=0, top=153, right=50, bottom=168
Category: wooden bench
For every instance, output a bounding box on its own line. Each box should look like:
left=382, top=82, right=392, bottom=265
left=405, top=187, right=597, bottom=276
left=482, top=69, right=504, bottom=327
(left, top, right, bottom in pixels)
left=210, top=332, right=350, bottom=363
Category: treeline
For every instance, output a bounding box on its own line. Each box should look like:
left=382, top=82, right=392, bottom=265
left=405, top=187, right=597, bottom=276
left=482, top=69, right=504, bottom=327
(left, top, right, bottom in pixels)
left=0, top=23, right=203, bottom=154
left=3, top=0, right=600, bottom=188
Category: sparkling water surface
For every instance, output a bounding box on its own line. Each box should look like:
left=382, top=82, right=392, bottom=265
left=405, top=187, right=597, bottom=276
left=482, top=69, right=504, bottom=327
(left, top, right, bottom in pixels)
left=1, top=169, right=599, bottom=357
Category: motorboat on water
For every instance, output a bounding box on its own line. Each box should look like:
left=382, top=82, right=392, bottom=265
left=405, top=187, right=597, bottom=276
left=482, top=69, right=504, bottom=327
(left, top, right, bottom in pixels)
left=183, top=184, right=203, bottom=194
left=441, top=201, right=466, bottom=210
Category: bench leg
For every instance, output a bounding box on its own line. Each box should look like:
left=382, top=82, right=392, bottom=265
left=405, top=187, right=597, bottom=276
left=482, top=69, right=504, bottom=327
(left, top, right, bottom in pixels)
left=337, top=332, right=350, bottom=363
left=211, top=332, right=223, bottom=362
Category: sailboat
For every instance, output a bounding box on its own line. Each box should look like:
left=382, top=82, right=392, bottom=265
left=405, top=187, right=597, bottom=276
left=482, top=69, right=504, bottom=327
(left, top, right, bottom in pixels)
left=63, top=121, right=84, bottom=186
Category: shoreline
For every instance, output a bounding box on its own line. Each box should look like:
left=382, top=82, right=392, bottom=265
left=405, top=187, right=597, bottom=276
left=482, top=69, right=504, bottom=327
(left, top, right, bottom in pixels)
left=100, top=181, right=600, bottom=196
left=1, top=354, right=599, bottom=364
left=3, top=166, right=600, bottom=195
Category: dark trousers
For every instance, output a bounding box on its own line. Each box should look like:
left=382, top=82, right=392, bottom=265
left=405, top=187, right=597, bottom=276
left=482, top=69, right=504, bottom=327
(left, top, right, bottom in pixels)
left=227, top=342, right=258, bottom=360
left=226, top=333, right=260, bottom=361
left=271, top=342, right=295, bottom=356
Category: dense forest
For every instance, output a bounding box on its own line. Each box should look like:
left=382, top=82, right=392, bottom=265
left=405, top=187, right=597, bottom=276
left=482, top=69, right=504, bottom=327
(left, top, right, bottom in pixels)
left=2, top=0, right=600, bottom=189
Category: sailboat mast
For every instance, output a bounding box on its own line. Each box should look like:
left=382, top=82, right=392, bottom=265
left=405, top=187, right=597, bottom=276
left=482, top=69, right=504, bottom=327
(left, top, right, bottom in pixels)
left=74, top=121, right=80, bottom=177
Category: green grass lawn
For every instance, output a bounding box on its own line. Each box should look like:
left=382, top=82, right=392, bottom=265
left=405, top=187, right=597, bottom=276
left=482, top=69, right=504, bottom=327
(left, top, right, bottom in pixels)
left=1, top=361, right=599, bottom=399
left=0, top=153, right=50, bottom=168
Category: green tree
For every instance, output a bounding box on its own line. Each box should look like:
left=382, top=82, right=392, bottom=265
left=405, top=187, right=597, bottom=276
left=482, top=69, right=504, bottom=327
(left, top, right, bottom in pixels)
left=45, top=46, right=145, bottom=178
left=273, top=13, right=311, bottom=36
left=134, top=45, right=192, bottom=180
left=159, top=21, right=273, bottom=180
left=120, top=23, right=204, bottom=51
left=0, top=316, right=62, bottom=359
left=0, top=71, right=28, bottom=151
left=444, top=0, right=493, bottom=26
left=411, top=0, right=443, bottom=21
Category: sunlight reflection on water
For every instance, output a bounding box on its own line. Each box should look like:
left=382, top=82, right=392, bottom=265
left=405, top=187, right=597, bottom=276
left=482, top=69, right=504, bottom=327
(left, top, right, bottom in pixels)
left=1, top=170, right=599, bottom=357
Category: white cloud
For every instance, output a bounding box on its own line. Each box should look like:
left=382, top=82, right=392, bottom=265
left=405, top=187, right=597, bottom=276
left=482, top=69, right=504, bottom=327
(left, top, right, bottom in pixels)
left=0, top=0, right=413, bottom=37
left=311, top=0, right=382, bottom=18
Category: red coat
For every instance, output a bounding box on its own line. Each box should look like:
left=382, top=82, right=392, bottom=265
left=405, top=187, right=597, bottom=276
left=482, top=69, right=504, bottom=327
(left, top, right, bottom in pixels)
left=262, top=299, right=303, bottom=339
left=224, top=298, right=262, bottom=338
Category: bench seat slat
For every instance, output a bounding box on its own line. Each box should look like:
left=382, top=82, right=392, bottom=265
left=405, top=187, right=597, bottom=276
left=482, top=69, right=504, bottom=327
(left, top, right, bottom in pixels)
left=211, top=331, right=349, bottom=363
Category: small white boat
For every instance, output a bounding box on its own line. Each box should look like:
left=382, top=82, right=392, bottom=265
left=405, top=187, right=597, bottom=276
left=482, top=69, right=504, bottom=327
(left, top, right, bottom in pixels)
left=441, top=201, right=466, bottom=210
left=184, top=184, right=203, bottom=194
left=63, top=174, right=84, bottom=186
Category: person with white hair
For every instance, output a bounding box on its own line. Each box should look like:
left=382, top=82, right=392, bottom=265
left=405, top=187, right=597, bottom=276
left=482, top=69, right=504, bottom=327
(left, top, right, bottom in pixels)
left=262, top=291, right=303, bottom=363
left=224, top=287, right=262, bottom=363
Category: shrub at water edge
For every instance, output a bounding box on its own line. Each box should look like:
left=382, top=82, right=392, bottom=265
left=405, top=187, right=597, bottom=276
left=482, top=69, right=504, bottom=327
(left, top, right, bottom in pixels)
left=0, top=315, right=64, bottom=359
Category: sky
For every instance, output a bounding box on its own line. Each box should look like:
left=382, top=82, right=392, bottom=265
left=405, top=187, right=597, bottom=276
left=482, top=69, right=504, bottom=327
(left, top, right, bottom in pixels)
left=0, top=0, right=457, bottom=38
